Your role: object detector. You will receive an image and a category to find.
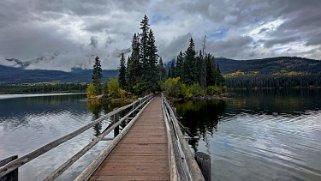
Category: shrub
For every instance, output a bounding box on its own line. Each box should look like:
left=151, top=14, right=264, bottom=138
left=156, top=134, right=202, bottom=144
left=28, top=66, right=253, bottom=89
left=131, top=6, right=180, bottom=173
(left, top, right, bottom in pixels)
left=182, top=83, right=204, bottom=98
left=164, top=77, right=182, bottom=97
left=107, top=78, right=120, bottom=98
left=86, top=83, right=96, bottom=99
left=119, top=89, right=126, bottom=99
left=207, top=85, right=225, bottom=95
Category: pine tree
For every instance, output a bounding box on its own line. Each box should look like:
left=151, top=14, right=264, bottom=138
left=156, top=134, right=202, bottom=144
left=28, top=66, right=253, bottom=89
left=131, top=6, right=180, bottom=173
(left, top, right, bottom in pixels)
left=183, top=38, right=197, bottom=85
left=159, top=57, right=166, bottom=81
left=118, top=52, right=127, bottom=89
left=92, top=56, right=102, bottom=94
left=197, top=51, right=207, bottom=87
left=140, top=15, right=150, bottom=81
left=127, top=33, right=141, bottom=90
left=176, top=51, right=184, bottom=78
left=205, top=53, right=216, bottom=86
left=147, top=29, right=159, bottom=91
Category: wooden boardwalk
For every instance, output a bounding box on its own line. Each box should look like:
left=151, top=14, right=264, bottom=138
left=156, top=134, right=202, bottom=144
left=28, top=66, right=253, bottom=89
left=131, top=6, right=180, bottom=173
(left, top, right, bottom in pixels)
left=90, top=97, right=170, bottom=181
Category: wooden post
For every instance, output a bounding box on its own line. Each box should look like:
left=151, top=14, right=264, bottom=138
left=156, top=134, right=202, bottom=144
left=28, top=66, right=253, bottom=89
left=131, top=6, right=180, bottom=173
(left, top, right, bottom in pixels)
left=0, top=155, right=18, bottom=181
left=195, top=152, right=211, bottom=181
left=113, top=108, right=120, bottom=137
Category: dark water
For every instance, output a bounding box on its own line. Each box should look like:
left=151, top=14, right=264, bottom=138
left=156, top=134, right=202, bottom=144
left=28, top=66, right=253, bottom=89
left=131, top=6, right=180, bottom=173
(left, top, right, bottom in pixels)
left=174, top=90, right=321, bottom=181
left=0, top=93, right=125, bottom=181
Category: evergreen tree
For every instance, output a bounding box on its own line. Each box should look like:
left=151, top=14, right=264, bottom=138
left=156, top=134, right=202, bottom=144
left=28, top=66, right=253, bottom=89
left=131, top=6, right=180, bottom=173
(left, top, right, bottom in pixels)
left=197, top=51, right=207, bottom=87
left=127, top=33, right=141, bottom=90
left=140, top=15, right=150, bottom=81
left=159, top=57, right=166, bottom=81
left=118, top=52, right=127, bottom=89
left=183, top=38, right=197, bottom=85
left=169, top=61, right=175, bottom=78
left=176, top=51, right=184, bottom=78
left=92, top=56, right=102, bottom=94
left=146, top=29, right=159, bottom=91
left=205, top=53, right=216, bottom=86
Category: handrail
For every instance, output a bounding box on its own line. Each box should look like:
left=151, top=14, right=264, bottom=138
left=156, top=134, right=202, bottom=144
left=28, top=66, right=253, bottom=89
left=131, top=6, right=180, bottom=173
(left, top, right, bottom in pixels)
left=75, top=96, right=154, bottom=181
left=162, top=95, right=205, bottom=181
left=0, top=94, right=153, bottom=178
left=44, top=95, right=153, bottom=181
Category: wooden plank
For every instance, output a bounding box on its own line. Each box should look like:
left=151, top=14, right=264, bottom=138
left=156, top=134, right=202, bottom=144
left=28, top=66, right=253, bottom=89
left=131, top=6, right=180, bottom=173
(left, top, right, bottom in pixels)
left=90, top=175, right=169, bottom=181
left=89, top=97, right=170, bottom=181
left=75, top=97, right=154, bottom=181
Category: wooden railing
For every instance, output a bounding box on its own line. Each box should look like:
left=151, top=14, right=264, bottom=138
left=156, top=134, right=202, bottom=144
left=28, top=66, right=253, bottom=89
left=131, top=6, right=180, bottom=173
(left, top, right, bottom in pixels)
left=161, top=95, right=205, bottom=181
left=0, top=94, right=153, bottom=181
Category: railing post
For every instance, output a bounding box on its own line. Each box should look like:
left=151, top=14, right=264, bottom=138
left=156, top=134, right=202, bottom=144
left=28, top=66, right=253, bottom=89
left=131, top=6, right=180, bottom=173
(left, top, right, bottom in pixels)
left=0, top=155, right=18, bottom=181
left=195, top=152, right=211, bottom=181
left=113, top=108, right=120, bottom=137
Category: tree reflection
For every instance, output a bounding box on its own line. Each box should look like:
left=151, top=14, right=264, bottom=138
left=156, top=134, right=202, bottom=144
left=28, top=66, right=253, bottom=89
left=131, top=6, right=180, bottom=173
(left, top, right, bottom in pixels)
left=87, top=101, right=102, bottom=136
left=174, top=99, right=226, bottom=151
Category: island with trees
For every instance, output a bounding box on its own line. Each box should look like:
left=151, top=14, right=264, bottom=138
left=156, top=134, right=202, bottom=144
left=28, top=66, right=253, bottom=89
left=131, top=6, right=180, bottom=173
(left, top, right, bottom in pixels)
left=86, top=15, right=226, bottom=102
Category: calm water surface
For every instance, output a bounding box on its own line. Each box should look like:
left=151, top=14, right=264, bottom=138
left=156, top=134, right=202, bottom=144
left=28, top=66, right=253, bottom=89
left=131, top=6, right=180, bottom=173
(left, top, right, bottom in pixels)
left=1, top=91, right=321, bottom=180
left=0, top=93, right=125, bottom=181
left=174, top=90, right=321, bottom=181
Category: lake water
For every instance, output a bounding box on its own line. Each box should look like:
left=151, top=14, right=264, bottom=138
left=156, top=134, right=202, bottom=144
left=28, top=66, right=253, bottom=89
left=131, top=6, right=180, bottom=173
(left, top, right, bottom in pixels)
left=174, top=89, right=321, bottom=181
left=1, top=91, right=321, bottom=180
left=0, top=93, right=125, bottom=181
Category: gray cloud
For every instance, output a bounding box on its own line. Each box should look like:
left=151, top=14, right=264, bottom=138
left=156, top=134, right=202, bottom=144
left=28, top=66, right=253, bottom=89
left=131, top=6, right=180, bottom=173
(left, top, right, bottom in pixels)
left=0, top=0, right=321, bottom=71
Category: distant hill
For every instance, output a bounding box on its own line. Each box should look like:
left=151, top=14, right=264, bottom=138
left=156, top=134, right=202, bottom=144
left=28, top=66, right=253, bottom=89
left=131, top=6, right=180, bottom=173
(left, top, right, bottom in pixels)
left=216, top=57, right=321, bottom=75
left=0, top=65, right=118, bottom=84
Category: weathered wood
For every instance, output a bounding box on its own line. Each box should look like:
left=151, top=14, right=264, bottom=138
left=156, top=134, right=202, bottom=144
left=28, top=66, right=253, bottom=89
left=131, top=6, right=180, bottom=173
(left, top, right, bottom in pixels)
left=113, top=110, right=120, bottom=137
left=75, top=97, right=154, bottom=181
left=89, top=97, right=170, bottom=181
left=195, top=152, right=211, bottom=181
left=0, top=156, right=18, bottom=181
left=162, top=102, right=178, bottom=181
left=162, top=96, right=205, bottom=181
left=43, top=97, right=152, bottom=181
left=0, top=156, right=17, bottom=167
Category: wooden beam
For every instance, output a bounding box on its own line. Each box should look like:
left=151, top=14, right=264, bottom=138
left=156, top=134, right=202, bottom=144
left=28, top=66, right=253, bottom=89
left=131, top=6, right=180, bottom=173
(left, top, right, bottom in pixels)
left=162, top=96, right=205, bottom=181
left=0, top=155, right=18, bottom=181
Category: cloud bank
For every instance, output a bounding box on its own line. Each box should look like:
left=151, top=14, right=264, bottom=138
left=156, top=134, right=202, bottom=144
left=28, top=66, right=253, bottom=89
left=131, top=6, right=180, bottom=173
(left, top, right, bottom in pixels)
left=0, top=0, right=321, bottom=71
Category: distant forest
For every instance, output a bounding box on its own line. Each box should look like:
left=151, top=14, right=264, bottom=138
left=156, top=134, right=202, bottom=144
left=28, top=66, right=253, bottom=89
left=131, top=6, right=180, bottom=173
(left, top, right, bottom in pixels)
left=225, top=74, right=321, bottom=90
left=0, top=83, right=87, bottom=94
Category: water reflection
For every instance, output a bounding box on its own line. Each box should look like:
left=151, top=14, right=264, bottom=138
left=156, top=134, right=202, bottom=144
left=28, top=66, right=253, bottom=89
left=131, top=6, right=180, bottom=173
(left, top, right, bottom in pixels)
left=0, top=94, right=130, bottom=181
left=173, top=90, right=321, bottom=180
left=87, top=102, right=103, bottom=136
left=174, top=100, right=225, bottom=151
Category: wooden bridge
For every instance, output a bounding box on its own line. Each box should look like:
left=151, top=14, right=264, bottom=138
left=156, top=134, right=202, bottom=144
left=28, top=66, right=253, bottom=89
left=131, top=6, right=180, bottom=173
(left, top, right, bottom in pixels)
left=0, top=95, right=209, bottom=181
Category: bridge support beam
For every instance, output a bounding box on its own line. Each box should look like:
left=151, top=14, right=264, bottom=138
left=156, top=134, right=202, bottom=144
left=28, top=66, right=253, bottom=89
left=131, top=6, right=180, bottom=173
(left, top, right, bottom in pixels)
left=195, top=152, right=211, bottom=181
left=113, top=108, right=120, bottom=137
left=0, top=155, right=18, bottom=181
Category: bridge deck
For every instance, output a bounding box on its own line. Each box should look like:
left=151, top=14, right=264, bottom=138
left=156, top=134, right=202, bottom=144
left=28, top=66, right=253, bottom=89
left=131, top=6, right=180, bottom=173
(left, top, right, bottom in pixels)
left=90, top=97, right=170, bottom=181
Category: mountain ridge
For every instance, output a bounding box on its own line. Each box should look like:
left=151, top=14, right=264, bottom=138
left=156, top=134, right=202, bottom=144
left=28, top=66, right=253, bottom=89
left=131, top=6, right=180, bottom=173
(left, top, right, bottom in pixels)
left=1, top=56, right=321, bottom=84
left=0, top=65, right=118, bottom=84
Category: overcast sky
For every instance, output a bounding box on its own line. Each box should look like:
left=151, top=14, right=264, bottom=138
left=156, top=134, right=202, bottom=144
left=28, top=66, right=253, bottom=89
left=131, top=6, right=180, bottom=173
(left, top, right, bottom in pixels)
left=1, top=0, right=321, bottom=71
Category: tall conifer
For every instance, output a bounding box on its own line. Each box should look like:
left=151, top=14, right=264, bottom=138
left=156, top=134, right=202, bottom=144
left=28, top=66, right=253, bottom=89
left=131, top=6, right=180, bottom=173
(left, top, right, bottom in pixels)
left=92, top=56, right=102, bottom=94
left=118, top=52, right=127, bottom=89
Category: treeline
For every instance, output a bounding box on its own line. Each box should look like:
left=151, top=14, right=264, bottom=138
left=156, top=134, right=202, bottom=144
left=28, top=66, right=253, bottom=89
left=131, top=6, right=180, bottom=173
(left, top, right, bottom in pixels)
left=86, top=15, right=226, bottom=100
left=167, top=38, right=224, bottom=87
left=226, top=74, right=321, bottom=89
left=163, top=38, right=225, bottom=98
left=0, top=83, right=87, bottom=94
